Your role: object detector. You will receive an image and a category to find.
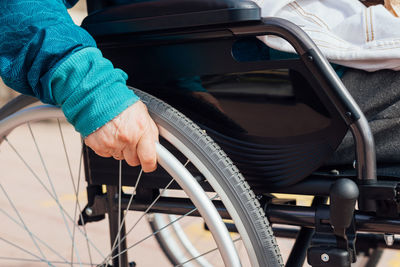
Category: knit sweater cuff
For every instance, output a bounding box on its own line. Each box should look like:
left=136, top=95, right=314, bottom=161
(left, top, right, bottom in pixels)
left=50, top=47, right=139, bottom=137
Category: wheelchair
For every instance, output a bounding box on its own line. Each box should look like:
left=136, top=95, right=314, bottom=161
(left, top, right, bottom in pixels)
left=0, top=0, right=398, bottom=266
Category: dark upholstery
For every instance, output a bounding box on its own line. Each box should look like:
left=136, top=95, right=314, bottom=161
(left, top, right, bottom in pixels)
left=82, top=0, right=261, bottom=35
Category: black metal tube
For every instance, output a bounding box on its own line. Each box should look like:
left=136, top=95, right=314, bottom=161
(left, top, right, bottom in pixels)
left=285, top=227, right=314, bottom=267
left=267, top=205, right=316, bottom=227
left=269, top=177, right=334, bottom=196
left=122, top=196, right=231, bottom=220
left=350, top=118, right=377, bottom=184
left=351, top=119, right=378, bottom=212
left=285, top=197, right=327, bottom=267
left=273, top=227, right=400, bottom=250
left=106, top=186, right=128, bottom=267
left=232, top=17, right=377, bottom=195
left=231, top=18, right=363, bottom=123
left=120, top=194, right=400, bottom=235
left=267, top=204, right=400, bottom=235
left=355, top=212, right=400, bottom=234
left=273, top=227, right=302, bottom=239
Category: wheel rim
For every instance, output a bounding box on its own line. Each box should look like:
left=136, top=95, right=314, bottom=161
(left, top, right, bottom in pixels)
left=150, top=213, right=215, bottom=267
left=155, top=125, right=258, bottom=266
left=0, top=105, right=252, bottom=266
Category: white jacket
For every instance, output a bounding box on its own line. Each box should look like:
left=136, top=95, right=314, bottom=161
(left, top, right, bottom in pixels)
left=253, top=0, right=400, bottom=71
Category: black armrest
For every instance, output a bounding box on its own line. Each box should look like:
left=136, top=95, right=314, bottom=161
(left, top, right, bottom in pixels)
left=82, top=0, right=261, bottom=36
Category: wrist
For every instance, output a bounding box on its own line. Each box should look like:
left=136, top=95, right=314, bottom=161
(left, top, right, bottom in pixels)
left=50, top=47, right=139, bottom=137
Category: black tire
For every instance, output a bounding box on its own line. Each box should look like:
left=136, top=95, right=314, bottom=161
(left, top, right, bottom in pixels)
left=0, top=90, right=283, bottom=267
left=135, top=88, right=283, bottom=267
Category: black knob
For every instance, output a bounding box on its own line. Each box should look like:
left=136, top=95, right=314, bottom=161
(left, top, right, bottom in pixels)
left=330, top=178, right=359, bottom=230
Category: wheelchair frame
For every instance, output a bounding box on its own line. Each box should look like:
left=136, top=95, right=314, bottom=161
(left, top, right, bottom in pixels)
left=79, top=0, right=400, bottom=266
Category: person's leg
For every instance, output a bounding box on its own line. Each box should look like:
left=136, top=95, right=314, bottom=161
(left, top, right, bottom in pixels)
left=328, top=69, right=400, bottom=166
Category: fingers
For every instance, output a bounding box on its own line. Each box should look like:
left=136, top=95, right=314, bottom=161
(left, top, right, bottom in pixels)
left=111, top=151, right=124, bottom=160
left=150, top=119, right=159, bottom=142
left=85, top=128, right=125, bottom=159
left=122, top=118, right=158, bottom=171
left=122, top=143, right=140, bottom=167
left=84, top=136, right=113, bottom=158
left=84, top=101, right=159, bottom=172
left=136, top=129, right=157, bottom=172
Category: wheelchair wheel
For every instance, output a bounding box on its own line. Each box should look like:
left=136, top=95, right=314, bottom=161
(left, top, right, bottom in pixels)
left=0, top=91, right=283, bottom=267
left=136, top=88, right=283, bottom=267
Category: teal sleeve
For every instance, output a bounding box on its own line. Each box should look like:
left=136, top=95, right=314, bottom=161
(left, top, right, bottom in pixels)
left=51, top=47, right=139, bottom=137
left=0, top=0, right=96, bottom=103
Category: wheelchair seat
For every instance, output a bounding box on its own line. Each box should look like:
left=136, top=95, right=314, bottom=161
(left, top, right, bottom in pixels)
left=82, top=0, right=261, bottom=36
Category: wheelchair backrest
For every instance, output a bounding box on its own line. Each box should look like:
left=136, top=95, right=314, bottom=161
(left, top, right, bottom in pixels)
left=82, top=0, right=351, bottom=190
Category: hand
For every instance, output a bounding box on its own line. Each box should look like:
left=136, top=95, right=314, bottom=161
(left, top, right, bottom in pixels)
left=84, top=101, right=159, bottom=172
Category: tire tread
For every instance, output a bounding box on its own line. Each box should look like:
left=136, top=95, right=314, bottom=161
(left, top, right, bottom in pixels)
left=137, top=88, right=284, bottom=266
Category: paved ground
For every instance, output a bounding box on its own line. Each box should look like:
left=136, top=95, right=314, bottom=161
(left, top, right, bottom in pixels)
left=0, top=120, right=172, bottom=266
left=0, top=114, right=399, bottom=267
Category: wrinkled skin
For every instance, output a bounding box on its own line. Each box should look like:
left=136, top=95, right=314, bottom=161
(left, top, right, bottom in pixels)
left=84, top=101, right=159, bottom=172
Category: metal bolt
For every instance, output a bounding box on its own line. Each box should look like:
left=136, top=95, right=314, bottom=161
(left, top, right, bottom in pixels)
left=346, top=111, right=353, bottom=118
left=307, top=55, right=314, bottom=62
left=321, top=253, right=330, bottom=262
left=256, top=194, right=263, bottom=200
left=384, top=233, right=395, bottom=246
left=330, top=169, right=340, bottom=175
left=85, top=207, right=93, bottom=216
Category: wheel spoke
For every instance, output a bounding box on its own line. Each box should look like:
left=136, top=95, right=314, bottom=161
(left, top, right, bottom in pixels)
left=0, top=183, right=49, bottom=263
left=118, top=160, right=122, bottom=267
left=4, top=137, right=106, bottom=259
left=105, top=159, right=192, bottom=265
left=175, top=237, right=242, bottom=267
left=121, top=159, right=190, bottom=246
left=168, top=214, right=212, bottom=267
left=0, top=256, right=94, bottom=266
left=28, top=122, right=82, bottom=266
left=108, top=194, right=219, bottom=263
left=74, top=147, right=94, bottom=267
left=56, top=120, right=91, bottom=267
left=0, top=208, right=69, bottom=263
left=0, top=237, right=54, bottom=266
left=126, top=178, right=175, bottom=235
left=5, top=137, right=58, bottom=202
left=106, top=168, right=144, bottom=265
left=0, top=98, right=267, bottom=266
